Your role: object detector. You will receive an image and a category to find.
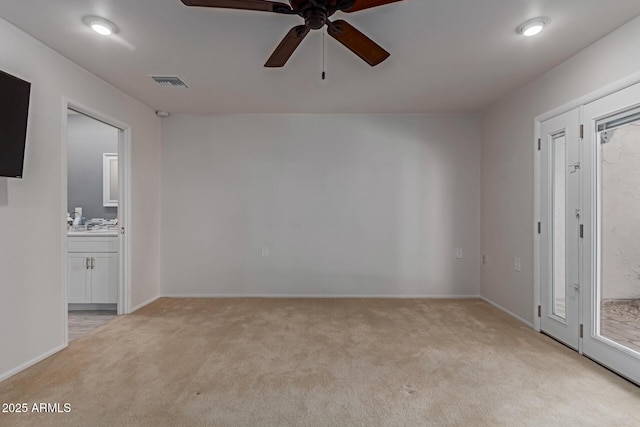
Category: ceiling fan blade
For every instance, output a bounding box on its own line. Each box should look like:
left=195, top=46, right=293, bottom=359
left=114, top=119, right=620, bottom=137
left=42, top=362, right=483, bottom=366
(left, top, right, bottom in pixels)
left=180, top=0, right=292, bottom=13
left=327, top=20, right=390, bottom=66
left=265, top=25, right=310, bottom=67
left=342, top=0, right=404, bottom=13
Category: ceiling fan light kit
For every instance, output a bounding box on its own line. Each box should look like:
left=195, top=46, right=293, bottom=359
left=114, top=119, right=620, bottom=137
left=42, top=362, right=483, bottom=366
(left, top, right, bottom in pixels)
left=180, top=0, right=405, bottom=67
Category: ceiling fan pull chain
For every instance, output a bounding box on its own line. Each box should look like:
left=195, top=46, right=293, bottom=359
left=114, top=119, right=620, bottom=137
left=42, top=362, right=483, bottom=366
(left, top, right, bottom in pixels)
left=322, top=26, right=326, bottom=80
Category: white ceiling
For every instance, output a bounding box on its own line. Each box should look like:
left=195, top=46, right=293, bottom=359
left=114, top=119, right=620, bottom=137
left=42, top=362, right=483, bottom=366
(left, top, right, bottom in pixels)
left=1, top=0, right=640, bottom=113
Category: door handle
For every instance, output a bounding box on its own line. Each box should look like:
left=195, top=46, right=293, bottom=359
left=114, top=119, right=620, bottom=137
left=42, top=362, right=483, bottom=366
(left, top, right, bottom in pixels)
left=569, top=162, right=581, bottom=173
left=570, top=283, right=580, bottom=291
left=86, top=258, right=90, bottom=270
left=91, top=258, right=95, bottom=270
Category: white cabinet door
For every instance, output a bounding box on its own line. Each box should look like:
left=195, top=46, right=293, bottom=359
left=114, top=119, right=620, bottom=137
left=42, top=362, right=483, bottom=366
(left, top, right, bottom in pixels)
left=68, top=253, right=91, bottom=303
left=91, top=253, right=118, bottom=304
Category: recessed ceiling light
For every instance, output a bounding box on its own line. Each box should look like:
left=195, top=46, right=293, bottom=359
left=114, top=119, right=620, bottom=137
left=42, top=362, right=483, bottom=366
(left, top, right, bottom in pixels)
left=516, top=17, right=550, bottom=37
left=82, top=16, right=119, bottom=36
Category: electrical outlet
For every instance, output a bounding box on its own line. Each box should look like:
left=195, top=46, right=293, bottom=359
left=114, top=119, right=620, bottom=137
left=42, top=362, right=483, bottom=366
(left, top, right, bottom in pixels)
left=456, top=248, right=463, bottom=259
left=261, top=247, right=269, bottom=258
left=514, top=257, right=521, bottom=272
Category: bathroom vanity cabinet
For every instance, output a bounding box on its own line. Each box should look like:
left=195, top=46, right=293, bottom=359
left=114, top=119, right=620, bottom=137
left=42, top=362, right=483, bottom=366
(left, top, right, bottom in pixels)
left=67, top=235, right=118, bottom=304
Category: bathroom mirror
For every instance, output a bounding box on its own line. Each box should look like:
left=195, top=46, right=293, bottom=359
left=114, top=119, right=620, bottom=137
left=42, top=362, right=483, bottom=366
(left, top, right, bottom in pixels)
left=103, top=153, right=118, bottom=207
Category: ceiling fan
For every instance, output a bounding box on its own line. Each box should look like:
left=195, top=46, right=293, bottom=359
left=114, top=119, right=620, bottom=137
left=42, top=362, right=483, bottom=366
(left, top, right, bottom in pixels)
left=180, top=0, right=404, bottom=67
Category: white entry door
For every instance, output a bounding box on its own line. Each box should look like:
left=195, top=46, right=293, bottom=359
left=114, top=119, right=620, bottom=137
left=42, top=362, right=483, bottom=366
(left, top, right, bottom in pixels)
left=582, top=82, right=640, bottom=385
left=540, top=108, right=582, bottom=350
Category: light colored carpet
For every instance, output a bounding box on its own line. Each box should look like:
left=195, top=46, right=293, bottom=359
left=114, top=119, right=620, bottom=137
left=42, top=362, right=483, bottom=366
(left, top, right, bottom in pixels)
left=1, top=298, right=639, bottom=426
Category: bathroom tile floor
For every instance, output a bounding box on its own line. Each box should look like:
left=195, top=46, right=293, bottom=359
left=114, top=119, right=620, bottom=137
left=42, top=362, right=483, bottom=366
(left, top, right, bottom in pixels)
left=68, top=311, right=117, bottom=342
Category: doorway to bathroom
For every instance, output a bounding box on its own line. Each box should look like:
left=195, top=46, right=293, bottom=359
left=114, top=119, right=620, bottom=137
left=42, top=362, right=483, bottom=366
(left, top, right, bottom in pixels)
left=64, top=104, right=131, bottom=343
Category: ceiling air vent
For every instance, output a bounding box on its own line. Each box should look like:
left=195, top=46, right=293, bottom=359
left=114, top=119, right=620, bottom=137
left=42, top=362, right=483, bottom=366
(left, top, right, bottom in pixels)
left=150, top=75, right=189, bottom=88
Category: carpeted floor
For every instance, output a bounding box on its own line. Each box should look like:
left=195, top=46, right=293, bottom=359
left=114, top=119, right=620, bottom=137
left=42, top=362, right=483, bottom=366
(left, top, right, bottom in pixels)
left=1, top=298, right=639, bottom=426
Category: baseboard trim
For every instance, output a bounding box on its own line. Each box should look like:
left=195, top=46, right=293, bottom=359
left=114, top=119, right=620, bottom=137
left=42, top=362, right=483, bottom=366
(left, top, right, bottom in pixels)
left=131, top=295, right=161, bottom=313
left=0, top=343, right=67, bottom=383
left=162, top=293, right=481, bottom=299
left=480, top=296, right=534, bottom=329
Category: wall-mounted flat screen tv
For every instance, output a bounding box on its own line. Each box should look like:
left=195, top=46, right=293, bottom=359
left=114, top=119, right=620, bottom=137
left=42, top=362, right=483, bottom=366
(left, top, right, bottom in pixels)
left=0, top=69, right=31, bottom=178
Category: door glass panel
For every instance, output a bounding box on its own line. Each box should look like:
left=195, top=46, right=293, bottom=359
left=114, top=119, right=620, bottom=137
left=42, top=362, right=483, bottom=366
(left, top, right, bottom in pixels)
left=553, top=133, right=567, bottom=319
left=599, top=117, right=640, bottom=354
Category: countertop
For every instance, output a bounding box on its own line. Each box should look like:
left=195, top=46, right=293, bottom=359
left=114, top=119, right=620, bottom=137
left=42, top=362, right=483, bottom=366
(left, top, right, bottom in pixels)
left=67, top=229, right=118, bottom=237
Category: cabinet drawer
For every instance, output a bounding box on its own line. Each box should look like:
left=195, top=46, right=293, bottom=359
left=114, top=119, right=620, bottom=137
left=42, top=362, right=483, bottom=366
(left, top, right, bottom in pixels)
left=68, top=237, right=118, bottom=253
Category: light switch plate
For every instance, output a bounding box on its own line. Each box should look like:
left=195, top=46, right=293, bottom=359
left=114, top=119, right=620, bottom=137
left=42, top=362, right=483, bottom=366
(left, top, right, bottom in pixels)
left=456, top=248, right=463, bottom=259
left=514, top=257, right=521, bottom=272
left=261, top=247, right=269, bottom=258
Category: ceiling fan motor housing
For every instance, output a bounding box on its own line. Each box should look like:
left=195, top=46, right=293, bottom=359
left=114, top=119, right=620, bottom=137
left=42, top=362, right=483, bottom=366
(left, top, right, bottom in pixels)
left=304, top=6, right=328, bottom=30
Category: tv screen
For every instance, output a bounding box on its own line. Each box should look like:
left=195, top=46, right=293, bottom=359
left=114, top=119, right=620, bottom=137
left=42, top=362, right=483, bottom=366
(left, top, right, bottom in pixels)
left=0, top=69, right=31, bottom=178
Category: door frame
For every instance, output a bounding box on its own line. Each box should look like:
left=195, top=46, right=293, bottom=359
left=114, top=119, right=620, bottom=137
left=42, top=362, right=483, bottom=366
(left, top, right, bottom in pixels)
left=534, top=70, right=640, bottom=334
left=61, top=98, right=132, bottom=346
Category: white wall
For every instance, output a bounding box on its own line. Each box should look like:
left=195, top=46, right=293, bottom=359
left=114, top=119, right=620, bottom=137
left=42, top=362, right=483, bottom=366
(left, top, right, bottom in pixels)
left=481, top=16, right=640, bottom=323
left=162, top=114, right=480, bottom=297
left=0, top=18, right=161, bottom=380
